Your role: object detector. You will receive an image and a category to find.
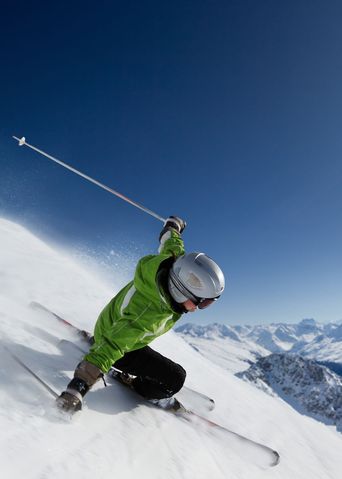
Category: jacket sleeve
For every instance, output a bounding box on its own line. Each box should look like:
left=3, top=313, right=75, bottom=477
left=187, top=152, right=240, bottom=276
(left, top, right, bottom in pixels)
left=158, top=228, right=185, bottom=257
left=84, top=299, right=153, bottom=373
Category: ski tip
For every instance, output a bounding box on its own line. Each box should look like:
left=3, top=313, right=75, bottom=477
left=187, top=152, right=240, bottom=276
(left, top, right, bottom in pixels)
left=29, top=301, right=46, bottom=312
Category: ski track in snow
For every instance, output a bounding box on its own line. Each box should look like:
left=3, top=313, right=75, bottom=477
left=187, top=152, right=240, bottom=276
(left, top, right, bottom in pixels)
left=0, top=217, right=342, bottom=479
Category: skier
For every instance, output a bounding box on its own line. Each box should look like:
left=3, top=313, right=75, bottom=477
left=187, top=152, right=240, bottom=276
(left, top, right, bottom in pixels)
left=56, top=216, right=225, bottom=412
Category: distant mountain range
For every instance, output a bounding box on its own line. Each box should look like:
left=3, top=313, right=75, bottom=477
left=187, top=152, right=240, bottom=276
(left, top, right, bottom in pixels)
left=176, top=319, right=342, bottom=431
left=176, top=318, right=342, bottom=363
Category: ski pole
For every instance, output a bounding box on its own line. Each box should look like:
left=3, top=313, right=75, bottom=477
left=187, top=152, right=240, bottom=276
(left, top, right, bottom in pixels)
left=12, top=136, right=166, bottom=223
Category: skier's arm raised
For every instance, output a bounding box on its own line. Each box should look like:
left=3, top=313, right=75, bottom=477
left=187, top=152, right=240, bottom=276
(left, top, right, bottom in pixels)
left=158, top=215, right=186, bottom=256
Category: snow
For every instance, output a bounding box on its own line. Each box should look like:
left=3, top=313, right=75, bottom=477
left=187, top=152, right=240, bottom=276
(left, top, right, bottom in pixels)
left=1, top=217, right=342, bottom=479
left=175, top=334, right=268, bottom=373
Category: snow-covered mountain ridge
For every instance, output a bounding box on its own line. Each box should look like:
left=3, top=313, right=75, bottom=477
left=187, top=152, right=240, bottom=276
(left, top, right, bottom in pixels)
left=176, top=319, right=342, bottom=363
left=237, top=354, right=342, bottom=432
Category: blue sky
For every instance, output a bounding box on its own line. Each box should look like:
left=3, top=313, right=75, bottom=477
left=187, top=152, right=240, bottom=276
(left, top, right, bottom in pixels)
left=1, top=0, right=342, bottom=324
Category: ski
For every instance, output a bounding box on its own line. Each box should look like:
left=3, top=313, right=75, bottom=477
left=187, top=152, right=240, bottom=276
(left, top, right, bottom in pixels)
left=3, top=345, right=59, bottom=398
left=109, top=368, right=279, bottom=467
left=29, top=301, right=280, bottom=466
left=30, top=301, right=215, bottom=411
left=30, top=301, right=93, bottom=343
left=109, top=367, right=279, bottom=466
left=186, top=410, right=279, bottom=467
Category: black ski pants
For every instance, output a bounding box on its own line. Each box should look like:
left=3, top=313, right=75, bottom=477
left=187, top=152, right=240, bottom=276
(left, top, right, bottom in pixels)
left=113, top=346, right=186, bottom=400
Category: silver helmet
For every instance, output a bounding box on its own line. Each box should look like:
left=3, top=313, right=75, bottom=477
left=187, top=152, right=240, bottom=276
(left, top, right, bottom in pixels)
left=168, top=253, right=225, bottom=309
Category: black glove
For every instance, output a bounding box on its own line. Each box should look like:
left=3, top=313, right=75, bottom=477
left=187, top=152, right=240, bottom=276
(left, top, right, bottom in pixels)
left=159, top=216, right=186, bottom=241
left=159, top=215, right=186, bottom=240
left=165, top=216, right=186, bottom=233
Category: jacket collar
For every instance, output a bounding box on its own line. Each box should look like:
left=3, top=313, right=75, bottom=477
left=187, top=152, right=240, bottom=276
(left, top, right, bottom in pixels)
left=156, top=258, right=187, bottom=314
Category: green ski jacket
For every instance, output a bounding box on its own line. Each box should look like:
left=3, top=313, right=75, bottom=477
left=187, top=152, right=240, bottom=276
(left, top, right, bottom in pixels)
left=85, top=230, right=185, bottom=372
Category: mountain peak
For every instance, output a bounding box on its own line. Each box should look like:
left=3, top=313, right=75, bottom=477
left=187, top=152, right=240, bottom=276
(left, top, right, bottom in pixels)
left=298, top=318, right=317, bottom=327
left=238, top=353, right=342, bottom=431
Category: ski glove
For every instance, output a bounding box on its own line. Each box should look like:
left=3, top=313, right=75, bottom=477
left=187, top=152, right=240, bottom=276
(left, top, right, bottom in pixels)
left=159, top=216, right=186, bottom=241
left=56, top=360, right=103, bottom=413
left=56, top=391, right=83, bottom=413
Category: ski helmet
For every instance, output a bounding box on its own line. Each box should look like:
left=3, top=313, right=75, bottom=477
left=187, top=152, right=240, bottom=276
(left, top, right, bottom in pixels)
left=168, top=253, right=225, bottom=309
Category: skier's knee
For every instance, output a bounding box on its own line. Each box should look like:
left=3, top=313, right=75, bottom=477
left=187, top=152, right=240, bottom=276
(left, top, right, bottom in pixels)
left=171, top=363, right=186, bottom=393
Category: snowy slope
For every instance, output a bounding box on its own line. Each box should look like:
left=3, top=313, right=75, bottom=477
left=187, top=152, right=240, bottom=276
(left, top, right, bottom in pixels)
left=1, top=218, right=342, bottom=479
left=176, top=324, right=269, bottom=373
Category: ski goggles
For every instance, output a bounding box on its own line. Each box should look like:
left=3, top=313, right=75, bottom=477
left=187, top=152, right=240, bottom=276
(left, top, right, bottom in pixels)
left=170, top=270, right=219, bottom=309
left=194, top=297, right=219, bottom=309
